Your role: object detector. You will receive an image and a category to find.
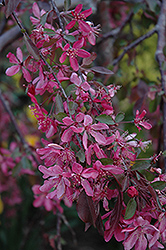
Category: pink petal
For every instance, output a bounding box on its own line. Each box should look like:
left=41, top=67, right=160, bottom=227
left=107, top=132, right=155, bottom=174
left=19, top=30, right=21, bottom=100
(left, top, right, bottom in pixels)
left=84, top=115, right=93, bottom=126
left=59, top=52, right=67, bottom=63
left=91, top=123, right=109, bottom=130
left=70, top=125, right=84, bottom=133
left=77, top=49, right=91, bottom=58
left=135, top=234, right=147, bottom=250
left=101, top=165, right=124, bottom=174
left=76, top=112, right=85, bottom=122
left=22, top=67, right=32, bottom=82
left=88, top=32, right=96, bottom=45
left=70, top=72, right=81, bottom=86
left=70, top=56, right=79, bottom=71
left=123, top=230, right=138, bottom=250
left=6, top=65, right=20, bottom=76
left=82, top=168, right=98, bottom=179
left=81, top=178, right=93, bottom=196
left=57, top=179, right=65, bottom=199
left=75, top=4, right=83, bottom=13
left=65, top=20, right=76, bottom=30
left=114, top=224, right=125, bottom=242
left=83, top=131, right=88, bottom=150
left=32, top=2, right=40, bottom=19
left=79, top=20, right=91, bottom=32
left=73, top=39, right=84, bottom=49
left=46, top=124, right=56, bottom=138
left=7, top=52, right=19, bottom=64
left=90, top=131, right=107, bottom=145
left=16, top=47, right=23, bottom=62
left=81, top=81, right=90, bottom=91
left=62, top=117, right=74, bottom=126
left=81, top=8, right=93, bottom=18
left=61, top=128, right=73, bottom=142
left=72, top=162, right=83, bottom=174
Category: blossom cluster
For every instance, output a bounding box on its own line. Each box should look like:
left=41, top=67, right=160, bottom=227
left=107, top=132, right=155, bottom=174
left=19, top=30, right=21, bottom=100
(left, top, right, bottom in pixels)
left=5, top=2, right=166, bottom=249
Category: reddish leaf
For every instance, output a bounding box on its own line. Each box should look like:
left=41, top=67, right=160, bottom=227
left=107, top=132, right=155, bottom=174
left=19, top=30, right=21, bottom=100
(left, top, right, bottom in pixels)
left=5, top=0, right=21, bottom=18
left=76, top=191, right=104, bottom=235
left=82, top=52, right=97, bottom=66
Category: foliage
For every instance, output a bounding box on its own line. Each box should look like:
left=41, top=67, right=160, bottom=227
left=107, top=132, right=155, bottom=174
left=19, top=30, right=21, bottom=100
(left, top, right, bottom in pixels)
left=1, top=0, right=166, bottom=250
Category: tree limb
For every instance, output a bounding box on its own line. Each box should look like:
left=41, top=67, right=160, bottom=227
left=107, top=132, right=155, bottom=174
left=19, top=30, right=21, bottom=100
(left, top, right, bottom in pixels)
left=112, top=26, right=157, bottom=66
left=155, top=0, right=166, bottom=172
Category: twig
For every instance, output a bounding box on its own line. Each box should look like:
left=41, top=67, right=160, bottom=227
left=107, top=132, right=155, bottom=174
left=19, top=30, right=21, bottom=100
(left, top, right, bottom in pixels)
left=112, top=26, right=157, bottom=66
left=0, top=89, right=40, bottom=165
left=0, top=26, right=21, bottom=52
left=60, top=213, right=77, bottom=247
left=51, top=0, right=64, bottom=32
left=155, top=0, right=166, bottom=172
left=96, top=10, right=134, bottom=46
left=56, top=210, right=62, bottom=250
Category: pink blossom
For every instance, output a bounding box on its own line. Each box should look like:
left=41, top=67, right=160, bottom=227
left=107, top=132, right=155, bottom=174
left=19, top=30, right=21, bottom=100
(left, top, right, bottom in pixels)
left=122, top=216, right=161, bottom=250
left=134, top=110, right=152, bottom=131
left=127, top=186, right=138, bottom=198
left=66, top=4, right=92, bottom=33
left=59, top=39, right=91, bottom=71
left=6, top=47, right=32, bottom=82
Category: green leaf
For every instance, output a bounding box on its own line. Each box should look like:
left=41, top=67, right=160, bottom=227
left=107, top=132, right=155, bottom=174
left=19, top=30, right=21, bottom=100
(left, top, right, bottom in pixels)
left=96, top=114, right=115, bottom=125
left=145, top=0, right=157, bottom=12
left=124, top=199, right=137, bottom=220
left=55, top=112, right=67, bottom=122
left=64, top=0, right=71, bottom=10
left=44, top=28, right=55, bottom=36
left=70, top=141, right=80, bottom=152
left=91, top=66, right=114, bottom=75
left=41, top=12, right=48, bottom=26
left=99, top=158, right=114, bottom=165
left=115, top=112, right=125, bottom=123
left=69, top=101, right=78, bottom=115
left=64, top=35, right=76, bottom=43
left=76, top=149, right=85, bottom=163
left=65, top=84, right=76, bottom=96
left=21, top=156, right=32, bottom=169
left=151, top=181, right=166, bottom=191
left=55, top=93, right=64, bottom=113
left=131, top=161, right=151, bottom=170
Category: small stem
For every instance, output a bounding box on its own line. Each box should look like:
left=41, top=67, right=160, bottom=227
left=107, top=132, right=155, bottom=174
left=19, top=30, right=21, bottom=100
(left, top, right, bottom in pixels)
left=51, top=0, right=65, bottom=32
left=56, top=210, right=62, bottom=250
left=0, top=89, right=40, bottom=165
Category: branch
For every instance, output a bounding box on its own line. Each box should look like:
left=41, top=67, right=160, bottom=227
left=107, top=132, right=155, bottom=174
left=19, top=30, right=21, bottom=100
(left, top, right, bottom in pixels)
left=0, top=89, right=40, bottom=165
left=155, top=0, right=166, bottom=172
left=0, top=26, right=21, bottom=52
left=51, top=0, right=64, bottom=32
left=96, top=10, right=134, bottom=46
left=112, top=26, right=157, bottom=66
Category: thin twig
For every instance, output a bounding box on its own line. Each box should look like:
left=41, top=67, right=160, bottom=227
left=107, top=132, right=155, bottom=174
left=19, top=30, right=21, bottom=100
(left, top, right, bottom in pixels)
left=155, top=0, right=166, bottom=172
left=0, top=89, right=40, bottom=165
left=96, top=10, right=134, bottom=46
left=112, top=27, right=157, bottom=66
left=51, top=0, right=64, bottom=32
left=56, top=210, right=62, bottom=250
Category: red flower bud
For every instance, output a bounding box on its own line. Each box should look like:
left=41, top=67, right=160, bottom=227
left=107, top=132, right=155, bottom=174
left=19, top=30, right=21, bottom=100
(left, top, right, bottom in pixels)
left=127, top=186, right=138, bottom=198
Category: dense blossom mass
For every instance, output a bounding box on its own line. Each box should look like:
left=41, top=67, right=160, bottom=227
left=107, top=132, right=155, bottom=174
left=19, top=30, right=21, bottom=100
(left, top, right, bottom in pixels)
left=3, top=2, right=166, bottom=250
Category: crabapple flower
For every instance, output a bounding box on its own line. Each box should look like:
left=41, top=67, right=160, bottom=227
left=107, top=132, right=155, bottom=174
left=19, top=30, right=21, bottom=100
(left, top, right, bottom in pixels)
left=127, top=186, right=138, bottom=198
left=66, top=4, right=92, bottom=33
left=59, top=38, right=91, bottom=71
left=6, top=47, right=32, bottom=82
left=122, top=216, right=161, bottom=250
left=134, top=110, right=152, bottom=131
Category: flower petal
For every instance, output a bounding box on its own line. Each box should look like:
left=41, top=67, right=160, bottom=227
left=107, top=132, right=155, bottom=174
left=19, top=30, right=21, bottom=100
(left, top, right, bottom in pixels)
left=6, top=65, right=20, bottom=76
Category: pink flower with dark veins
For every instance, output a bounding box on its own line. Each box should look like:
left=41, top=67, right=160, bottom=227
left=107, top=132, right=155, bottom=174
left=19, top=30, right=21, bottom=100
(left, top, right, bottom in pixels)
left=59, top=38, right=91, bottom=71
left=6, top=47, right=32, bottom=82
left=66, top=4, right=92, bottom=33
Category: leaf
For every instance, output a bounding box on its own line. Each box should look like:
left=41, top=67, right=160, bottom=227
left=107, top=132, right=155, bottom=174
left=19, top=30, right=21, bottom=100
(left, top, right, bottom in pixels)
left=64, top=0, right=71, bottom=10
left=82, top=52, right=97, bottom=66
left=77, top=191, right=104, bottom=235
left=64, top=34, right=76, bottom=43
left=99, top=158, right=114, bottom=165
left=131, top=161, right=151, bottom=170
left=23, top=35, right=41, bottom=61
left=55, top=112, right=67, bottom=122
left=76, top=149, right=85, bottom=163
left=5, top=0, right=21, bottom=18
left=96, top=114, right=115, bottom=125
left=65, top=84, right=76, bottom=96
left=55, top=93, right=64, bottom=113
left=91, top=66, right=114, bottom=75
left=115, top=112, right=125, bottom=123
left=151, top=181, right=166, bottom=191
left=70, top=141, right=80, bottom=152
left=124, top=199, right=137, bottom=220
left=41, top=12, right=49, bottom=27
left=145, top=0, right=157, bottom=12
left=69, top=101, right=78, bottom=115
